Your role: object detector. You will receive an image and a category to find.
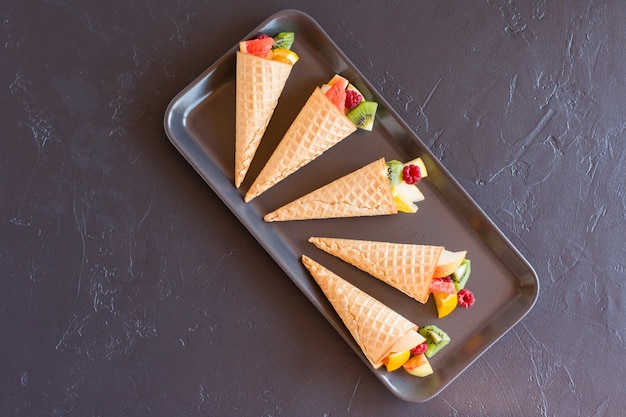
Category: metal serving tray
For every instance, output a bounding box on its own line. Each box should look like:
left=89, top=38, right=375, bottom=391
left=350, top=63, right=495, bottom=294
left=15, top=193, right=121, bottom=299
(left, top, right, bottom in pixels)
left=164, top=9, right=539, bottom=402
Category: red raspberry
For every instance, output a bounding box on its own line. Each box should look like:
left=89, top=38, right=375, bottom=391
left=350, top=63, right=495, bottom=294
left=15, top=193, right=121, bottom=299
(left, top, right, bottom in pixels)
left=410, top=342, right=428, bottom=355
left=402, top=164, right=421, bottom=184
left=256, top=34, right=270, bottom=39
left=457, top=289, right=475, bottom=308
left=345, top=89, right=363, bottom=110
left=440, top=276, right=452, bottom=283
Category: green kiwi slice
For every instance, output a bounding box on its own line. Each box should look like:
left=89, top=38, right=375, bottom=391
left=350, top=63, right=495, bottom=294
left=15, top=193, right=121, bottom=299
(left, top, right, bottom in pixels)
left=451, top=259, right=471, bottom=292
left=273, top=32, right=295, bottom=50
left=347, top=101, right=378, bottom=131
left=385, top=160, right=403, bottom=186
left=418, top=324, right=450, bottom=358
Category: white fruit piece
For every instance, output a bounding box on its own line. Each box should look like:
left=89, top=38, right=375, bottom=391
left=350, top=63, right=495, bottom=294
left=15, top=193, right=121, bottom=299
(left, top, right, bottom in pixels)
left=393, top=181, right=425, bottom=203
left=433, top=250, right=467, bottom=278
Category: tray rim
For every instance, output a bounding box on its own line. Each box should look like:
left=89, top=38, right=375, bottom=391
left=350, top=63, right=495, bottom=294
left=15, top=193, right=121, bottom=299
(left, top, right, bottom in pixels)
left=163, top=8, right=540, bottom=402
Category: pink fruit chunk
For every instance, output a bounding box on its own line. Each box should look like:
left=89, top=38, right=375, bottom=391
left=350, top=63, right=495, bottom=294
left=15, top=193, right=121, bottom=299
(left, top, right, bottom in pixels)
left=325, top=83, right=346, bottom=113
left=240, top=37, right=274, bottom=57
left=402, top=164, right=422, bottom=184
left=410, top=342, right=428, bottom=356
left=457, top=288, right=475, bottom=308
left=429, top=278, right=456, bottom=294
left=345, top=89, right=363, bottom=110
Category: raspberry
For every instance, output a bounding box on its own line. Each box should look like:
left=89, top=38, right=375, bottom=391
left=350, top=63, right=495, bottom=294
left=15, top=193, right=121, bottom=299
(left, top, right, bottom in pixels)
left=256, top=34, right=270, bottom=39
left=440, top=276, right=452, bottom=283
left=402, top=164, right=421, bottom=184
left=345, top=89, right=363, bottom=110
left=410, top=342, right=428, bottom=355
left=457, top=289, right=475, bottom=308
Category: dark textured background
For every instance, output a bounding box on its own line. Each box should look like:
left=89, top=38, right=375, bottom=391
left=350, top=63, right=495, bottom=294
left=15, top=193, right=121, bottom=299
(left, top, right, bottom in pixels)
left=1, top=1, right=625, bottom=415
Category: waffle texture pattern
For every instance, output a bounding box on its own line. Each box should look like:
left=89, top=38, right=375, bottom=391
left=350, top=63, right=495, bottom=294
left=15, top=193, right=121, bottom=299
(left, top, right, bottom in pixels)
left=245, top=87, right=356, bottom=201
left=264, top=158, right=396, bottom=221
left=309, top=237, right=444, bottom=304
left=235, top=52, right=292, bottom=187
left=302, top=255, right=418, bottom=368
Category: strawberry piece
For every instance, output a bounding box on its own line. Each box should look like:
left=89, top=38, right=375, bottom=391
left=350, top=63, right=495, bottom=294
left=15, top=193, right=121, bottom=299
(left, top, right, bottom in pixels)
left=324, top=82, right=346, bottom=113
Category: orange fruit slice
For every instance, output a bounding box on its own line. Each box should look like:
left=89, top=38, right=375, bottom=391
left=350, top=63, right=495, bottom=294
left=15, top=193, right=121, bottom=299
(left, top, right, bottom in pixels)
left=271, top=48, right=299, bottom=65
left=383, top=350, right=411, bottom=372
left=433, top=292, right=458, bottom=318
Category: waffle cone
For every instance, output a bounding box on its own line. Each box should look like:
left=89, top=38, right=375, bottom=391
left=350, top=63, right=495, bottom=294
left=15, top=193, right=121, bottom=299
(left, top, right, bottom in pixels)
left=244, top=87, right=357, bottom=201
left=264, top=158, right=396, bottom=221
left=308, top=237, right=444, bottom=304
left=235, top=52, right=293, bottom=187
left=302, top=255, right=419, bottom=369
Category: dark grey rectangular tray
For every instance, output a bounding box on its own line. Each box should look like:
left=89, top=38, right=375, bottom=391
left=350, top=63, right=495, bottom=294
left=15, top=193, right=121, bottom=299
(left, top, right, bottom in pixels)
left=163, top=9, right=539, bottom=402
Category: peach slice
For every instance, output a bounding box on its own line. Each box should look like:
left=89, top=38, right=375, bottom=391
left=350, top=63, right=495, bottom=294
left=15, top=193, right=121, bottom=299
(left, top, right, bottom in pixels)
left=403, top=353, right=433, bottom=377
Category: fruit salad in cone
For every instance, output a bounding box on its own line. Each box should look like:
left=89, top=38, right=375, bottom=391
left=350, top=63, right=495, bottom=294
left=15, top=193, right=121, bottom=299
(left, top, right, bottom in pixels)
left=263, top=157, right=428, bottom=222
left=302, top=255, right=454, bottom=376
left=308, top=237, right=443, bottom=304
left=235, top=32, right=299, bottom=187
left=301, top=256, right=426, bottom=368
left=308, top=236, right=476, bottom=316
left=244, top=75, right=378, bottom=202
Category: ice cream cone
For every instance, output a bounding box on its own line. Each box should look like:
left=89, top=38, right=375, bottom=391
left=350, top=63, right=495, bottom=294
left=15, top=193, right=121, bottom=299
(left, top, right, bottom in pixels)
left=244, top=87, right=357, bottom=201
left=308, top=237, right=444, bottom=304
left=235, top=51, right=293, bottom=188
left=302, top=255, right=420, bottom=369
left=264, top=158, right=396, bottom=221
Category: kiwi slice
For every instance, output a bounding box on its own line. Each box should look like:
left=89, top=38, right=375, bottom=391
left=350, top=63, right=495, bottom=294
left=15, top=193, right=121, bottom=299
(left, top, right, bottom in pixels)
left=451, top=259, right=471, bottom=292
left=386, top=160, right=403, bottom=186
left=418, top=325, right=450, bottom=358
left=273, top=32, right=295, bottom=50
left=347, top=101, right=378, bottom=131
